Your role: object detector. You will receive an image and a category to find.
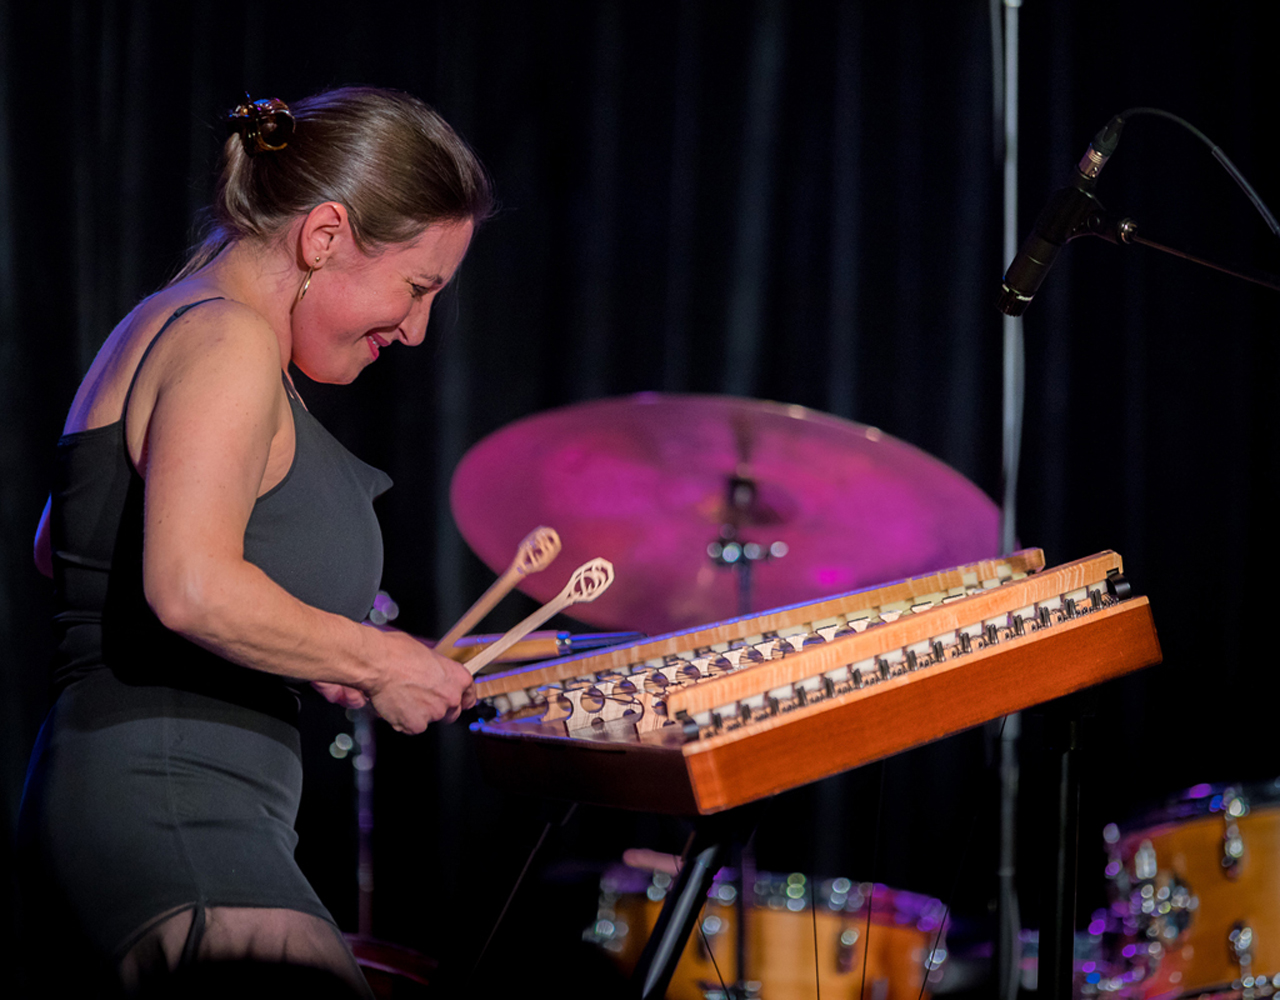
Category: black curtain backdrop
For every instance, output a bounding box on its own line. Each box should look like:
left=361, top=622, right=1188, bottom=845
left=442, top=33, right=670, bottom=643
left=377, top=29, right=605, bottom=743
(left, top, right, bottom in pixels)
left=3, top=1, right=1278, bottom=994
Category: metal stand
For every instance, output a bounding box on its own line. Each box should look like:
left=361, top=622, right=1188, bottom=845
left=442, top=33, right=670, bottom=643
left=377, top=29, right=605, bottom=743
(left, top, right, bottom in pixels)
left=996, top=3, right=1025, bottom=997
left=997, top=710, right=1022, bottom=1000
left=632, top=809, right=760, bottom=1000
left=1038, top=700, right=1082, bottom=1000
left=708, top=472, right=787, bottom=618
left=1080, top=211, right=1280, bottom=292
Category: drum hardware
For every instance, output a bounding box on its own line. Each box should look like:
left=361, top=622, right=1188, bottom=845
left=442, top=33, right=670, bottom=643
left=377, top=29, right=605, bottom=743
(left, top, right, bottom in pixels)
left=1099, top=831, right=1195, bottom=991
left=1222, top=786, right=1249, bottom=879
left=708, top=465, right=789, bottom=619
left=1098, top=780, right=1280, bottom=998
left=1231, top=922, right=1256, bottom=984
left=708, top=539, right=788, bottom=570
left=836, top=925, right=860, bottom=974
left=1000, top=926, right=1127, bottom=996
left=588, top=861, right=947, bottom=1000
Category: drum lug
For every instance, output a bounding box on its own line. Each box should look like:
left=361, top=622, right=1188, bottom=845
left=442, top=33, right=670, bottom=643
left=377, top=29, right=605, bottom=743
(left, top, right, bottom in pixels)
left=836, top=925, right=860, bottom=973
left=1134, top=839, right=1158, bottom=881
left=1230, top=921, right=1255, bottom=983
left=1224, top=824, right=1247, bottom=879
left=1107, top=836, right=1197, bottom=988
left=1223, top=787, right=1249, bottom=879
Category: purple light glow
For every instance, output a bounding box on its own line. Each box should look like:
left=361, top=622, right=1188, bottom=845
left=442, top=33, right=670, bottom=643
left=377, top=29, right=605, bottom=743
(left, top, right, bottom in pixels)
left=815, top=567, right=853, bottom=588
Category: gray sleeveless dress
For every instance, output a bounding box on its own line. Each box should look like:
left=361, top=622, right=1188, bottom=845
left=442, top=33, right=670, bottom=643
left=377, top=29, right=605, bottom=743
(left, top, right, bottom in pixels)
left=18, top=300, right=392, bottom=978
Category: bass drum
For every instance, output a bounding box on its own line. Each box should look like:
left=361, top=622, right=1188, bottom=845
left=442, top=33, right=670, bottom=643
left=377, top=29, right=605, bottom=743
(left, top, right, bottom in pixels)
left=1101, top=779, right=1280, bottom=999
left=586, top=866, right=946, bottom=1000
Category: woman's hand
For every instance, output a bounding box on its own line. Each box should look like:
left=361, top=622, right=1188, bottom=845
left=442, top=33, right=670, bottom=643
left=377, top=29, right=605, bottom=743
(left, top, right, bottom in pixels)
left=311, top=681, right=369, bottom=709
left=362, top=629, right=477, bottom=734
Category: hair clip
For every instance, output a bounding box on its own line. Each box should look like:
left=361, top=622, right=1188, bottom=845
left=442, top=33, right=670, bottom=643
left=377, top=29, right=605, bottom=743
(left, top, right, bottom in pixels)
left=227, top=95, right=295, bottom=154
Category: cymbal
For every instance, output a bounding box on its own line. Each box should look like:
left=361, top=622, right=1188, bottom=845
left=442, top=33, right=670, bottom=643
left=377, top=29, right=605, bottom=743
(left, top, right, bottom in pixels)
left=450, top=394, right=1000, bottom=635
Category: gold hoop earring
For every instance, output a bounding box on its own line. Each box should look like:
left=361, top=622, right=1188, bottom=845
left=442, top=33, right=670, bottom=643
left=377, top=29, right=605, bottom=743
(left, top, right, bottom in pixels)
left=295, top=268, right=314, bottom=307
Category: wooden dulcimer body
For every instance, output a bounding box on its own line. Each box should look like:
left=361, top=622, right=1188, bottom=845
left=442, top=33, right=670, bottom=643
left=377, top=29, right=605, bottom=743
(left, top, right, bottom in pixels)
left=471, top=550, right=1161, bottom=815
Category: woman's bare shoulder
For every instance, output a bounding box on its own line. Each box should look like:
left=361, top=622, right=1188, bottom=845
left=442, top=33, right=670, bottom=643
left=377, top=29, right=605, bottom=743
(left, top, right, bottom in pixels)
left=124, top=285, right=294, bottom=477
left=124, top=286, right=286, bottom=416
left=69, top=285, right=281, bottom=433
left=128, top=285, right=277, bottom=354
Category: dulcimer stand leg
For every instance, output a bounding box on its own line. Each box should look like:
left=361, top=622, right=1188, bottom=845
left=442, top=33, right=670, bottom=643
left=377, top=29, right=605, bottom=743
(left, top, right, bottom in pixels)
left=1038, top=699, right=1082, bottom=1000
left=632, top=808, right=760, bottom=1000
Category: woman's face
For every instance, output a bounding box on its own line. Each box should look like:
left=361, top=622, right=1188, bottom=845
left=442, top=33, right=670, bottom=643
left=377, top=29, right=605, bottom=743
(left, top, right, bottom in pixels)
left=291, top=218, right=474, bottom=383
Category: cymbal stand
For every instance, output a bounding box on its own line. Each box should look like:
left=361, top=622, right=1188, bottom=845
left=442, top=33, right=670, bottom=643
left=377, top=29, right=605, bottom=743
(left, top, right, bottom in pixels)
left=707, top=473, right=787, bottom=617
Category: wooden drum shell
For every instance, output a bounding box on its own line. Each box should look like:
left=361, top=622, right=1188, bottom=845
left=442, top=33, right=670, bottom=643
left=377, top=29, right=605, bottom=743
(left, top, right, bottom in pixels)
left=1109, top=787, right=1280, bottom=998
left=599, top=881, right=940, bottom=1000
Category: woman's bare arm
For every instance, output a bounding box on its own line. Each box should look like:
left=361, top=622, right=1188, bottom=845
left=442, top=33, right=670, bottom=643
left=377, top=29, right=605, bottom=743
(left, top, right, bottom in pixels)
left=133, top=301, right=472, bottom=733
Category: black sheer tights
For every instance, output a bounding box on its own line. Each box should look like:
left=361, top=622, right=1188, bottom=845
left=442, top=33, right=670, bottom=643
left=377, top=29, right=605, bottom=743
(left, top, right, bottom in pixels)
left=118, top=904, right=373, bottom=999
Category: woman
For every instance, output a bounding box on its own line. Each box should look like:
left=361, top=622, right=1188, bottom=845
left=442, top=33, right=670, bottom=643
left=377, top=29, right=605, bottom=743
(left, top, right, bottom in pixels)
left=19, top=88, right=489, bottom=995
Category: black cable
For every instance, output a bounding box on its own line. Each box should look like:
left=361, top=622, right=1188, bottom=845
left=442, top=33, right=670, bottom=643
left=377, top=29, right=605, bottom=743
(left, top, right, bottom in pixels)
left=697, top=917, right=731, bottom=998
left=469, top=801, right=578, bottom=978
left=1115, top=106, right=1280, bottom=237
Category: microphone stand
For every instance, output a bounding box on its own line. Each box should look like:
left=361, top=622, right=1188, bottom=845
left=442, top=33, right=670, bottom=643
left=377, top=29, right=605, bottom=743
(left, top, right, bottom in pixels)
left=996, top=4, right=1024, bottom=998
left=1039, top=195, right=1280, bottom=294
left=1080, top=212, right=1280, bottom=293
left=1019, top=206, right=1278, bottom=1000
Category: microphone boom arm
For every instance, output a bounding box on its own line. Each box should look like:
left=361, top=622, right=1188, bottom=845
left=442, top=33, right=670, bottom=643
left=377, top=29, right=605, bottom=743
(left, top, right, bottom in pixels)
left=1082, top=212, right=1280, bottom=295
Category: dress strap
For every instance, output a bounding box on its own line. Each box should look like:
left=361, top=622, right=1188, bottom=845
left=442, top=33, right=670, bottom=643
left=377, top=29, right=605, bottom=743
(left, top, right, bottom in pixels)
left=280, top=368, right=312, bottom=412
left=121, top=298, right=224, bottom=441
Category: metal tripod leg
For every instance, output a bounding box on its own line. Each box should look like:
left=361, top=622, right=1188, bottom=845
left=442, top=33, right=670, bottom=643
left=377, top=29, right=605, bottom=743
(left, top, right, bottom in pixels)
left=1039, top=702, right=1081, bottom=1000
left=633, top=809, right=758, bottom=1000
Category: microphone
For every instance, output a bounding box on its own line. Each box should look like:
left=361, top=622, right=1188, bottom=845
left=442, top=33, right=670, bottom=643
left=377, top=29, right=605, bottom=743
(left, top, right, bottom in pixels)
left=997, top=116, right=1126, bottom=316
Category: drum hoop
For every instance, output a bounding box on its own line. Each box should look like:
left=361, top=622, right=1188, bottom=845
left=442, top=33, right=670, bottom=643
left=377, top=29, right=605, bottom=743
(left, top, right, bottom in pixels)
left=602, top=865, right=946, bottom=933
left=1115, top=777, right=1280, bottom=834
